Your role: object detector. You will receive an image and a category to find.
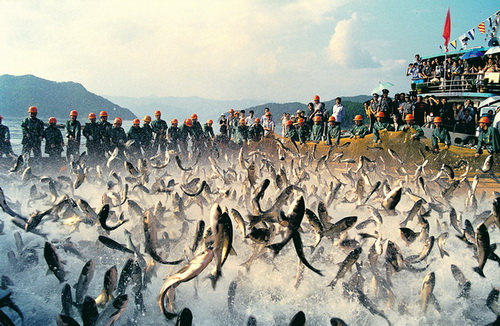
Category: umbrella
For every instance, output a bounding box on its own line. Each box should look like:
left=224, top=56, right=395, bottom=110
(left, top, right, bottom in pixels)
left=460, top=49, right=484, bottom=60
left=371, top=82, right=394, bottom=95
left=485, top=46, right=500, bottom=56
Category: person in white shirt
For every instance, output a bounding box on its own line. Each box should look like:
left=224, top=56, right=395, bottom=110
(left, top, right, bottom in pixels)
left=262, top=112, right=275, bottom=136
left=331, top=97, right=345, bottom=127
left=245, top=110, right=255, bottom=125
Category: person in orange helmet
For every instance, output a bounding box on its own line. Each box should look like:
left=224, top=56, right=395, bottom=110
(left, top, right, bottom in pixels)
left=398, top=113, right=424, bottom=140
left=110, top=117, right=127, bottom=157
left=350, top=115, right=369, bottom=139
left=21, top=106, right=45, bottom=158
left=0, top=115, right=15, bottom=158
left=179, top=118, right=193, bottom=154
left=372, top=111, right=394, bottom=143
left=127, top=118, right=143, bottom=156
left=190, top=114, right=203, bottom=143
left=97, top=110, right=112, bottom=152
left=284, top=119, right=298, bottom=141
left=141, top=115, right=154, bottom=157
left=83, top=113, right=101, bottom=162
left=296, top=117, right=310, bottom=144
left=168, top=118, right=181, bottom=151
left=325, top=116, right=341, bottom=145
left=203, top=119, right=215, bottom=141
left=309, top=115, right=324, bottom=142
left=151, top=110, right=168, bottom=154
left=431, top=117, right=451, bottom=152
left=65, top=110, right=81, bottom=160
left=475, top=116, right=500, bottom=157
left=233, top=118, right=248, bottom=145
left=249, top=118, right=264, bottom=142
left=44, top=117, right=64, bottom=159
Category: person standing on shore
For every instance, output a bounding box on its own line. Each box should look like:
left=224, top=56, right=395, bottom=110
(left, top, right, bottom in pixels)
left=21, top=106, right=45, bottom=159
left=0, top=116, right=15, bottom=158
left=83, top=113, right=101, bottom=162
left=151, top=110, right=168, bottom=154
left=44, top=117, right=64, bottom=158
left=65, top=110, right=81, bottom=161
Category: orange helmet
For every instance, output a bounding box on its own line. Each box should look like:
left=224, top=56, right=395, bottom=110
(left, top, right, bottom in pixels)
left=154, top=110, right=161, bottom=116
left=143, top=115, right=152, bottom=122
left=376, top=112, right=385, bottom=118
left=99, top=110, right=108, bottom=117
left=405, top=114, right=414, bottom=121
left=313, top=116, right=322, bottom=122
left=286, top=120, right=293, bottom=125
left=207, top=119, right=213, bottom=124
left=229, top=109, right=235, bottom=113
left=191, top=114, right=198, bottom=120
left=184, top=118, right=193, bottom=127
left=48, top=117, right=57, bottom=124
left=114, top=117, right=122, bottom=125
left=239, top=118, right=246, bottom=124
left=265, top=112, right=272, bottom=116
left=28, top=106, right=38, bottom=113
left=478, top=117, right=490, bottom=124
left=313, top=95, right=320, bottom=101
left=433, top=117, right=443, bottom=123
left=0, top=115, right=3, bottom=120
left=132, top=118, right=140, bottom=124
left=254, top=118, right=261, bottom=123
left=171, top=119, right=178, bottom=124
left=328, top=116, right=336, bottom=122
left=88, top=113, right=97, bottom=119
left=353, top=115, right=363, bottom=121
left=70, top=110, right=78, bottom=117
left=297, top=118, right=305, bottom=124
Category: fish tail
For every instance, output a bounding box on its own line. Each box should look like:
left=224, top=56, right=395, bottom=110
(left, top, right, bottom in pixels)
left=473, top=266, right=486, bottom=278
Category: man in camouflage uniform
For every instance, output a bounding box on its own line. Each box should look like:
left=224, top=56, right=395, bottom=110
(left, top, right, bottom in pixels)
left=21, top=106, right=45, bottom=158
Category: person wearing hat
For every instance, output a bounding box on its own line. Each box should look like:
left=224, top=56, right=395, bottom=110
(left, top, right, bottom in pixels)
left=285, top=120, right=299, bottom=142
left=309, top=116, right=324, bottom=143
left=218, top=113, right=228, bottom=137
left=398, top=114, right=424, bottom=140
left=203, top=119, right=215, bottom=141
left=475, top=116, right=500, bottom=157
left=233, top=118, right=248, bottom=145
left=167, top=119, right=181, bottom=151
left=372, top=112, right=394, bottom=143
left=296, top=118, right=310, bottom=144
left=97, top=111, right=112, bottom=152
left=141, top=115, right=154, bottom=157
left=65, top=110, right=81, bottom=161
left=431, top=117, right=451, bottom=153
left=249, top=118, right=265, bottom=142
left=262, top=111, right=275, bottom=136
left=379, top=89, right=393, bottom=120
left=325, top=116, right=341, bottom=145
left=127, top=118, right=143, bottom=156
left=151, top=110, right=168, bottom=154
left=227, top=109, right=236, bottom=138
left=0, top=116, right=15, bottom=158
left=350, top=115, right=369, bottom=139
left=21, top=106, right=45, bottom=158
left=83, top=113, right=101, bottom=162
left=110, top=117, right=127, bottom=156
left=179, top=118, right=193, bottom=154
left=190, top=114, right=203, bottom=142
left=44, top=117, right=64, bottom=159
left=261, top=107, right=274, bottom=122
left=311, top=95, right=326, bottom=117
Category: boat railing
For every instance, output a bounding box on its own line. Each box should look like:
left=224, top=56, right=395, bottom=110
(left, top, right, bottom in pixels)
left=411, top=72, right=500, bottom=95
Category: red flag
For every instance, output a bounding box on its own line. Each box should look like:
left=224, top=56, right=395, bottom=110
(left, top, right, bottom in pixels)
left=478, top=22, right=486, bottom=34
left=442, top=8, right=451, bottom=48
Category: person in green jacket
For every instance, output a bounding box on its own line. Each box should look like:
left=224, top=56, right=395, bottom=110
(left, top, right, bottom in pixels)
left=233, top=118, right=249, bottom=145
left=249, top=118, right=265, bottom=142
left=0, top=115, right=15, bottom=158
left=97, top=110, right=112, bottom=153
left=141, top=115, right=154, bottom=158
left=83, top=113, right=101, bottom=163
left=350, top=115, right=369, bottom=139
left=398, top=114, right=424, bottom=140
left=179, top=118, right=193, bottom=154
left=284, top=120, right=299, bottom=142
left=372, top=112, right=394, bottom=143
left=475, top=116, right=500, bottom=157
left=309, top=116, right=324, bottom=142
left=151, top=110, right=168, bottom=154
left=203, top=119, right=215, bottom=141
left=110, top=117, right=127, bottom=158
left=296, top=118, right=310, bottom=144
left=21, top=106, right=45, bottom=158
left=326, top=116, right=341, bottom=145
left=431, top=116, right=451, bottom=152
left=65, top=110, right=82, bottom=161
left=127, top=118, right=143, bottom=157
left=44, top=117, right=64, bottom=158
left=168, top=119, right=182, bottom=151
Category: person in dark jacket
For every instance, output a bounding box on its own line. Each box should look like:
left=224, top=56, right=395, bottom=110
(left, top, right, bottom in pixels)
left=141, top=115, right=154, bottom=158
left=0, top=115, right=15, bottom=158
left=296, top=118, right=310, bottom=144
left=475, top=116, right=500, bottom=157
left=309, top=116, right=324, bottom=142
left=249, top=118, right=265, bottom=142
left=97, top=110, right=112, bottom=153
left=179, top=119, right=193, bottom=154
left=203, top=119, right=215, bottom=141
left=431, top=117, right=451, bottom=152
left=45, top=117, right=64, bottom=158
left=284, top=120, right=299, bottom=142
left=233, top=118, right=249, bottom=145
left=110, top=117, right=127, bottom=157
left=325, top=116, right=341, bottom=145
left=350, top=115, right=369, bottom=139
left=83, top=113, right=101, bottom=162
left=168, top=119, right=182, bottom=152
left=127, top=118, right=143, bottom=157
left=398, top=114, right=424, bottom=140
left=151, top=110, right=168, bottom=154
left=65, top=110, right=81, bottom=160
left=21, top=106, right=45, bottom=158
left=372, top=112, right=394, bottom=143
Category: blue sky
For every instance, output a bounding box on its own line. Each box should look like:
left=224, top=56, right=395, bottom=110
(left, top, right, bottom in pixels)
left=1, top=0, right=498, bottom=103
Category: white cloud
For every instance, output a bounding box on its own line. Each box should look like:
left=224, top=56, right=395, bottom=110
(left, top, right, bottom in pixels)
left=327, top=13, right=381, bottom=69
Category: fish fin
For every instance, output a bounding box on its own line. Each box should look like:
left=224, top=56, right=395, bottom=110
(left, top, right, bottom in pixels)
left=230, top=247, right=237, bottom=256
left=473, top=266, right=486, bottom=278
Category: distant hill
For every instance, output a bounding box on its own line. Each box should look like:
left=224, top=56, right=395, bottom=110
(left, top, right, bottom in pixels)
left=0, top=74, right=136, bottom=120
